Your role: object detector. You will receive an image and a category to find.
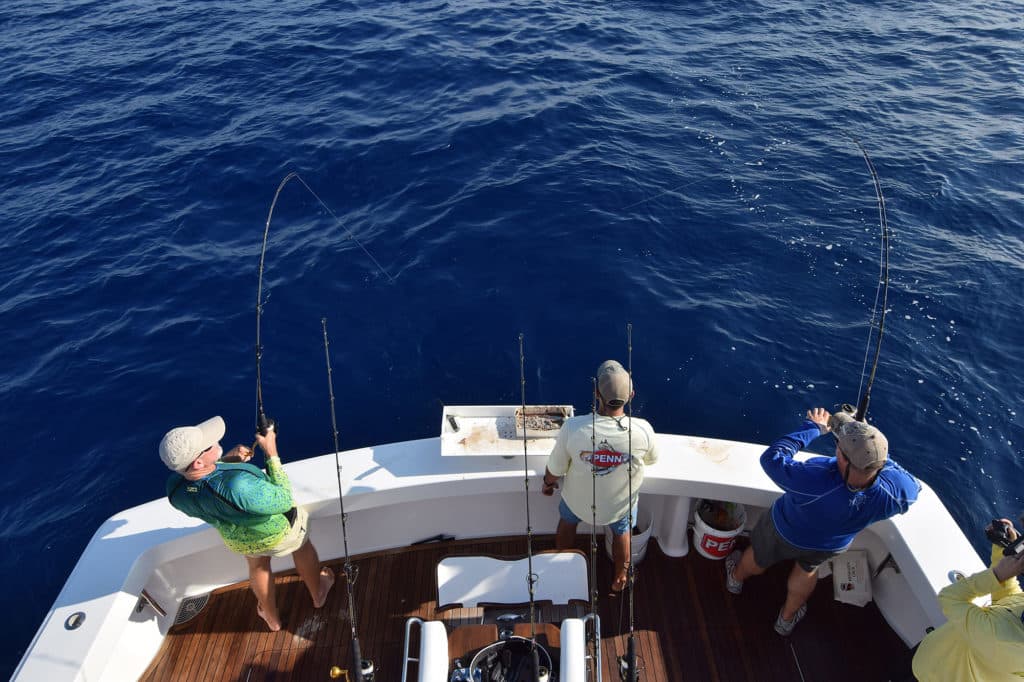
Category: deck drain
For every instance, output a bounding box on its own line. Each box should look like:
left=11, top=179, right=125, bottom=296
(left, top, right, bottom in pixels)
left=174, top=593, right=210, bottom=626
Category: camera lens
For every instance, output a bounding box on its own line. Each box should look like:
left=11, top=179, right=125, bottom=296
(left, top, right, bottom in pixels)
left=986, top=520, right=1011, bottom=547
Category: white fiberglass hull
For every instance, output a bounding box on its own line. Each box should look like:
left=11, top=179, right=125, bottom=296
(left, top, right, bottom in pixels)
left=13, top=431, right=983, bottom=681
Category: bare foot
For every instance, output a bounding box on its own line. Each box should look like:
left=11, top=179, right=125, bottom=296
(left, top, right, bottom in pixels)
left=313, top=568, right=335, bottom=608
left=257, top=604, right=282, bottom=631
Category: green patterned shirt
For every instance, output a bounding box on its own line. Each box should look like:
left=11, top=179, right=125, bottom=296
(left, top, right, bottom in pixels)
left=166, top=457, right=295, bottom=555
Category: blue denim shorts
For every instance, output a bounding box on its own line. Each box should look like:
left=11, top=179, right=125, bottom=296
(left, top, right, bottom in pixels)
left=559, top=498, right=638, bottom=537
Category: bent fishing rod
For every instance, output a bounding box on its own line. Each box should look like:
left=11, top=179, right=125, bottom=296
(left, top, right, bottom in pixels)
left=322, top=318, right=368, bottom=682
left=846, top=138, right=891, bottom=422
left=254, top=171, right=395, bottom=435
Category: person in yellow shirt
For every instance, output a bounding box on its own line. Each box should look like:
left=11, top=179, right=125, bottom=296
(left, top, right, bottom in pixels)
left=912, top=518, right=1024, bottom=680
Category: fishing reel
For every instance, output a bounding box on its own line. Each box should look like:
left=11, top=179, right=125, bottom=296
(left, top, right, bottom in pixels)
left=986, top=515, right=1024, bottom=557
left=328, top=659, right=374, bottom=681
left=825, top=403, right=862, bottom=435
left=617, top=653, right=643, bottom=682
left=256, top=410, right=277, bottom=436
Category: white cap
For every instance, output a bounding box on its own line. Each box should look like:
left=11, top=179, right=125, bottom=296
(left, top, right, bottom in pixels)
left=159, top=416, right=225, bottom=472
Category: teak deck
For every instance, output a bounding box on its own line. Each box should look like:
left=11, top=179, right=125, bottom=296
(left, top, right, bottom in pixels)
left=140, top=534, right=912, bottom=681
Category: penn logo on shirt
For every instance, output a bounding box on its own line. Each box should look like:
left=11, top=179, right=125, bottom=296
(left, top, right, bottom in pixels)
left=578, top=439, right=631, bottom=476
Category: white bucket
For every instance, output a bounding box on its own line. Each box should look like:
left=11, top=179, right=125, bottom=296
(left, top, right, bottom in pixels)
left=693, top=500, right=746, bottom=560
left=604, top=503, right=654, bottom=565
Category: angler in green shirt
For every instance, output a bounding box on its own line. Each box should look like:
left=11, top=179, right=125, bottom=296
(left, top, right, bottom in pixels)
left=161, top=416, right=334, bottom=632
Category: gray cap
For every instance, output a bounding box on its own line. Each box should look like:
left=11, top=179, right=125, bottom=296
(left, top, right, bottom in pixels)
left=159, top=416, right=225, bottom=472
left=828, top=412, right=888, bottom=471
left=597, top=360, right=632, bottom=407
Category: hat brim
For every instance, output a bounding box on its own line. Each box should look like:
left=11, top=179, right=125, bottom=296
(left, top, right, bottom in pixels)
left=196, top=416, right=225, bottom=452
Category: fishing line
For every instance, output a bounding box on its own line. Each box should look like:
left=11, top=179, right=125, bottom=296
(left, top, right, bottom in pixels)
left=321, top=318, right=367, bottom=682
left=619, top=176, right=710, bottom=212
left=518, top=334, right=541, bottom=675
left=255, top=171, right=396, bottom=434
left=846, top=138, right=890, bottom=421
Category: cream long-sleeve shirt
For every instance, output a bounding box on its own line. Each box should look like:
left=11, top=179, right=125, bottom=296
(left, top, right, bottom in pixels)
left=545, top=413, right=658, bottom=526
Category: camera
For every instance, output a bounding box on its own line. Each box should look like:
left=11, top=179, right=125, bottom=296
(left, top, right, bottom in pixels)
left=986, top=519, right=1013, bottom=547
left=986, top=518, right=1024, bottom=557
left=1004, top=536, right=1024, bottom=558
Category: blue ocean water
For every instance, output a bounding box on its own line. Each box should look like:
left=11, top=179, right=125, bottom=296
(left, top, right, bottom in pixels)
left=1, top=0, right=1022, bottom=674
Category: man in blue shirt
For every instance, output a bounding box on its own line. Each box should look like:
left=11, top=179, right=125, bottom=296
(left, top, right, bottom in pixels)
left=725, top=407, right=920, bottom=635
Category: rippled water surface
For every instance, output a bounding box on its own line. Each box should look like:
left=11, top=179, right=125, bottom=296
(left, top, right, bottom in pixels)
left=1, top=0, right=1022, bottom=674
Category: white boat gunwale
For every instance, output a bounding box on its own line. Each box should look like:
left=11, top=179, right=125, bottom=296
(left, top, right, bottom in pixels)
left=13, top=429, right=984, bottom=681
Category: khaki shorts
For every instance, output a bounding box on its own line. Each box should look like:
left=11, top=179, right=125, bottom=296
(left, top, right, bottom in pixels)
left=247, top=506, right=310, bottom=558
left=750, top=509, right=841, bottom=572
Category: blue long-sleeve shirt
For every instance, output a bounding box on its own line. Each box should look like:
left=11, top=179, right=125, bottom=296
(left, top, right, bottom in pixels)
left=762, top=420, right=921, bottom=552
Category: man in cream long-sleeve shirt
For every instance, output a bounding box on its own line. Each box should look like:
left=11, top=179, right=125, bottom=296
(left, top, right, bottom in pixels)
left=541, top=360, right=658, bottom=593
left=912, top=518, right=1024, bottom=680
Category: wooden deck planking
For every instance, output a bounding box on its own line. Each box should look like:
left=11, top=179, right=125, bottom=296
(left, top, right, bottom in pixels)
left=140, top=533, right=912, bottom=682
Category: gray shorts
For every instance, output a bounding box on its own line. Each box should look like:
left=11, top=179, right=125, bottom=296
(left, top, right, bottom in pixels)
left=750, top=510, right=842, bottom=573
